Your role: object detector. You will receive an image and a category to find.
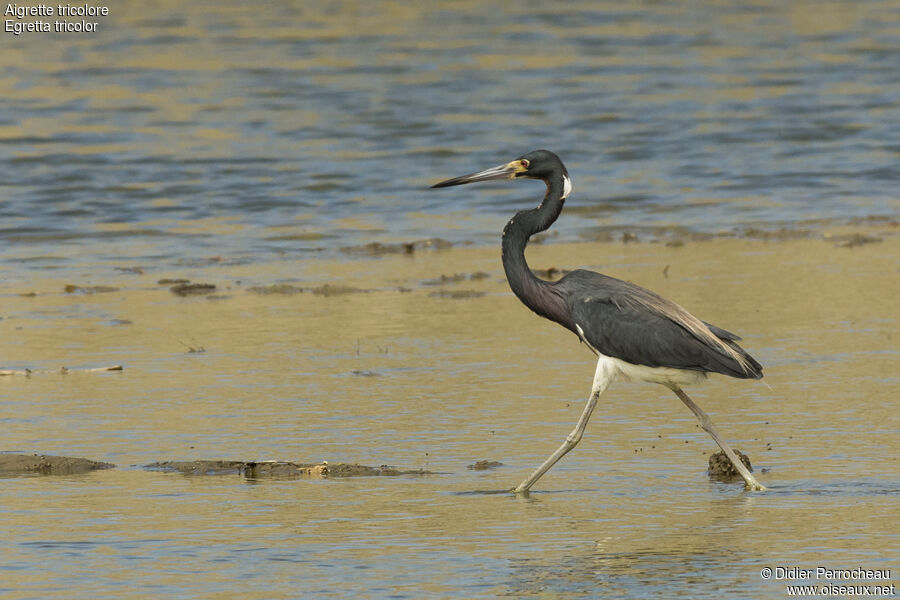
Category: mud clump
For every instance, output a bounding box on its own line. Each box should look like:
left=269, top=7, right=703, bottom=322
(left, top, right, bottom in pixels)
left=423, top=272, right=491, bottom=286
left=247, top=284, right=305, bottom=295
left=423, top=273, right=468, bottom=285
left=64, top=284, right=119, bottom=294
left=467, top=460, right=504, bottom=471
left=0, top=454, right=114, bottom=476
left=708, top=449, right=753, bottom=482
left=350, top=369, right=380, bottom=377
left=144, top=460, right=432, bottom=478
left=309, top=284, right=367, bottom=296
left=170, top=283, right=217, bottom=296
left=341, top=238, right=453, bottom=257
left=1, top=365, right=123, bottom=376
left=740, top=227, right=813, bottom=241
left=247, top=284, right=367, bottom=296
left=429, top=290, right=486, bottom=299
left=828, top=233, right=882, bottom=248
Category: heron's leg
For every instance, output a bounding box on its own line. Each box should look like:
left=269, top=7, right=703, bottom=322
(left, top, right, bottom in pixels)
left=513, top=357, right=616, bottom=494
left=669, top=385, right=767, bottom=491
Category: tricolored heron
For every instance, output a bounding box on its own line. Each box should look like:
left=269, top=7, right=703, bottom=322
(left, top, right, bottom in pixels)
left=431, top=149, right=766, bottom=493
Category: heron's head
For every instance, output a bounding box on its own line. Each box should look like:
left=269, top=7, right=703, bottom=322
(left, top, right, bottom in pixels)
left=430, top=149, right=567, bottom=188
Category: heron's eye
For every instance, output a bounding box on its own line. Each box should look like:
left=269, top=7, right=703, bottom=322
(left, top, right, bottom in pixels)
left=520, top=159, right=529, bottom=168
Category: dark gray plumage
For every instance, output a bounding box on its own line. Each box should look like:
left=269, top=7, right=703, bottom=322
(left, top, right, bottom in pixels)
left=431, top=149, right=767, bottom=493
left=561, top=269, right=762, bottom=379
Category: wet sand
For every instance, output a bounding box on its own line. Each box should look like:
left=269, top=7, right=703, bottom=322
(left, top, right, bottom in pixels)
left=145, top=460, right=433, bottom=478
left=0, top=454, right=431, bottom=478
left=3, top=227, right=897, bottom=475
left=0, top=454, right=114, bottom=476
left=2, top=227, right=897, bottom=598
left=707, top=449, right=754, bottom=482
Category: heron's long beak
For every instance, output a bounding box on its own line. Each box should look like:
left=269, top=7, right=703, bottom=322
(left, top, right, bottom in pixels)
left=431, top=160, right=524, bottom=188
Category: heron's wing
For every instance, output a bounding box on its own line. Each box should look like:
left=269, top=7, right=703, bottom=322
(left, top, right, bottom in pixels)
left=703, top=321, right=741, bottom=341
left=563, top=271, right=761, bottom=378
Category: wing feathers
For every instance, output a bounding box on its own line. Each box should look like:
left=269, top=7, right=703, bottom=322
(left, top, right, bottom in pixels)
left=562, top=270, right=762, bottom=379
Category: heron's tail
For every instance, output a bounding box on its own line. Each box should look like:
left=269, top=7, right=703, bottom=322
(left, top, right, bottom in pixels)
left=713, top=338, right=763, bottom=379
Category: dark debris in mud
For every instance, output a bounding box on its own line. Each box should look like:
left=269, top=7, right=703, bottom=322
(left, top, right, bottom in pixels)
left=246, top=284, right=304, bottom=295
left=350, top=369, right=380, bottom=377
left=1, top=365, right=123, bottom=376
left=144, top=460, right=433, bottom=478
left=738, top=227, right=815, bottom=241
left=827, top=233, right=883, bottom=248
left=424, top=273, right=467, bottom=285
left=708, top=449, right=753, bottom=482
left=0, top=453, right=115, bottom=476
left=506, top=222, right=894, bottom=248
left=423, top=272, right=491, bottom=286
left=170, top=283, right=217, bottom=296
left=467, top=460, right=504, bottom=471
left=247, top=283, right=369, bottom=296
left=341, top=238, right=453, bottom=257
left=428, top=289, right=487, bottom=299
left=64, top=284, right=119, bottom=294
left=309, top=284, right=368, bottom=296
left=175, top=256, right=236, bottom=267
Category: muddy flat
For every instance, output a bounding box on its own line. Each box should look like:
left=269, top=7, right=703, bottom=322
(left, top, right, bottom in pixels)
left=707, top=449, right=754, bottom=482
left=0, top=454, right=114, bottom=476
left=0, top=455, right=431, bottom=478
left=144, top=460, right=433, bottom=478
left=2, top=230, right=897, bottom=600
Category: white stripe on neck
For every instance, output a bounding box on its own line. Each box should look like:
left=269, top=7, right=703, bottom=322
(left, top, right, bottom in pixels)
left=561, top=175, right=572, bottom=200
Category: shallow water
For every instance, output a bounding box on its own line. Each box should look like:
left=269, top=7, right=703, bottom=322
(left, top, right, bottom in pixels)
left=2, top=1, right=899, bottom=598
left=2, top=236, right=898, bottom=598
left=1, top=0, right=898, bottom=276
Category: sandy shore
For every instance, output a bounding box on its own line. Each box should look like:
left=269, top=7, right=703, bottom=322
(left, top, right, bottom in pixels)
left=0, top=453, right=114, bottom=476
left=2, top=223, right=895, bottom=483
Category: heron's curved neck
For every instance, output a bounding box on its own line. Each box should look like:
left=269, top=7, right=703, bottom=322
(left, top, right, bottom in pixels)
left=501, top=173, right=571, bottom=325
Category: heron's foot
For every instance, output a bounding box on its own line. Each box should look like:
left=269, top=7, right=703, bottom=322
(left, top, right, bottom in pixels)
left=744, top=479, right=768, bottom=492
left=511, top=482, right=532, bottom=495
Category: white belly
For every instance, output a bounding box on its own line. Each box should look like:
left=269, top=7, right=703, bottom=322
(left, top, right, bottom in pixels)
left=577, top=324, right=707, bottom=387
left=607, top=355, right=707, bottom=386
